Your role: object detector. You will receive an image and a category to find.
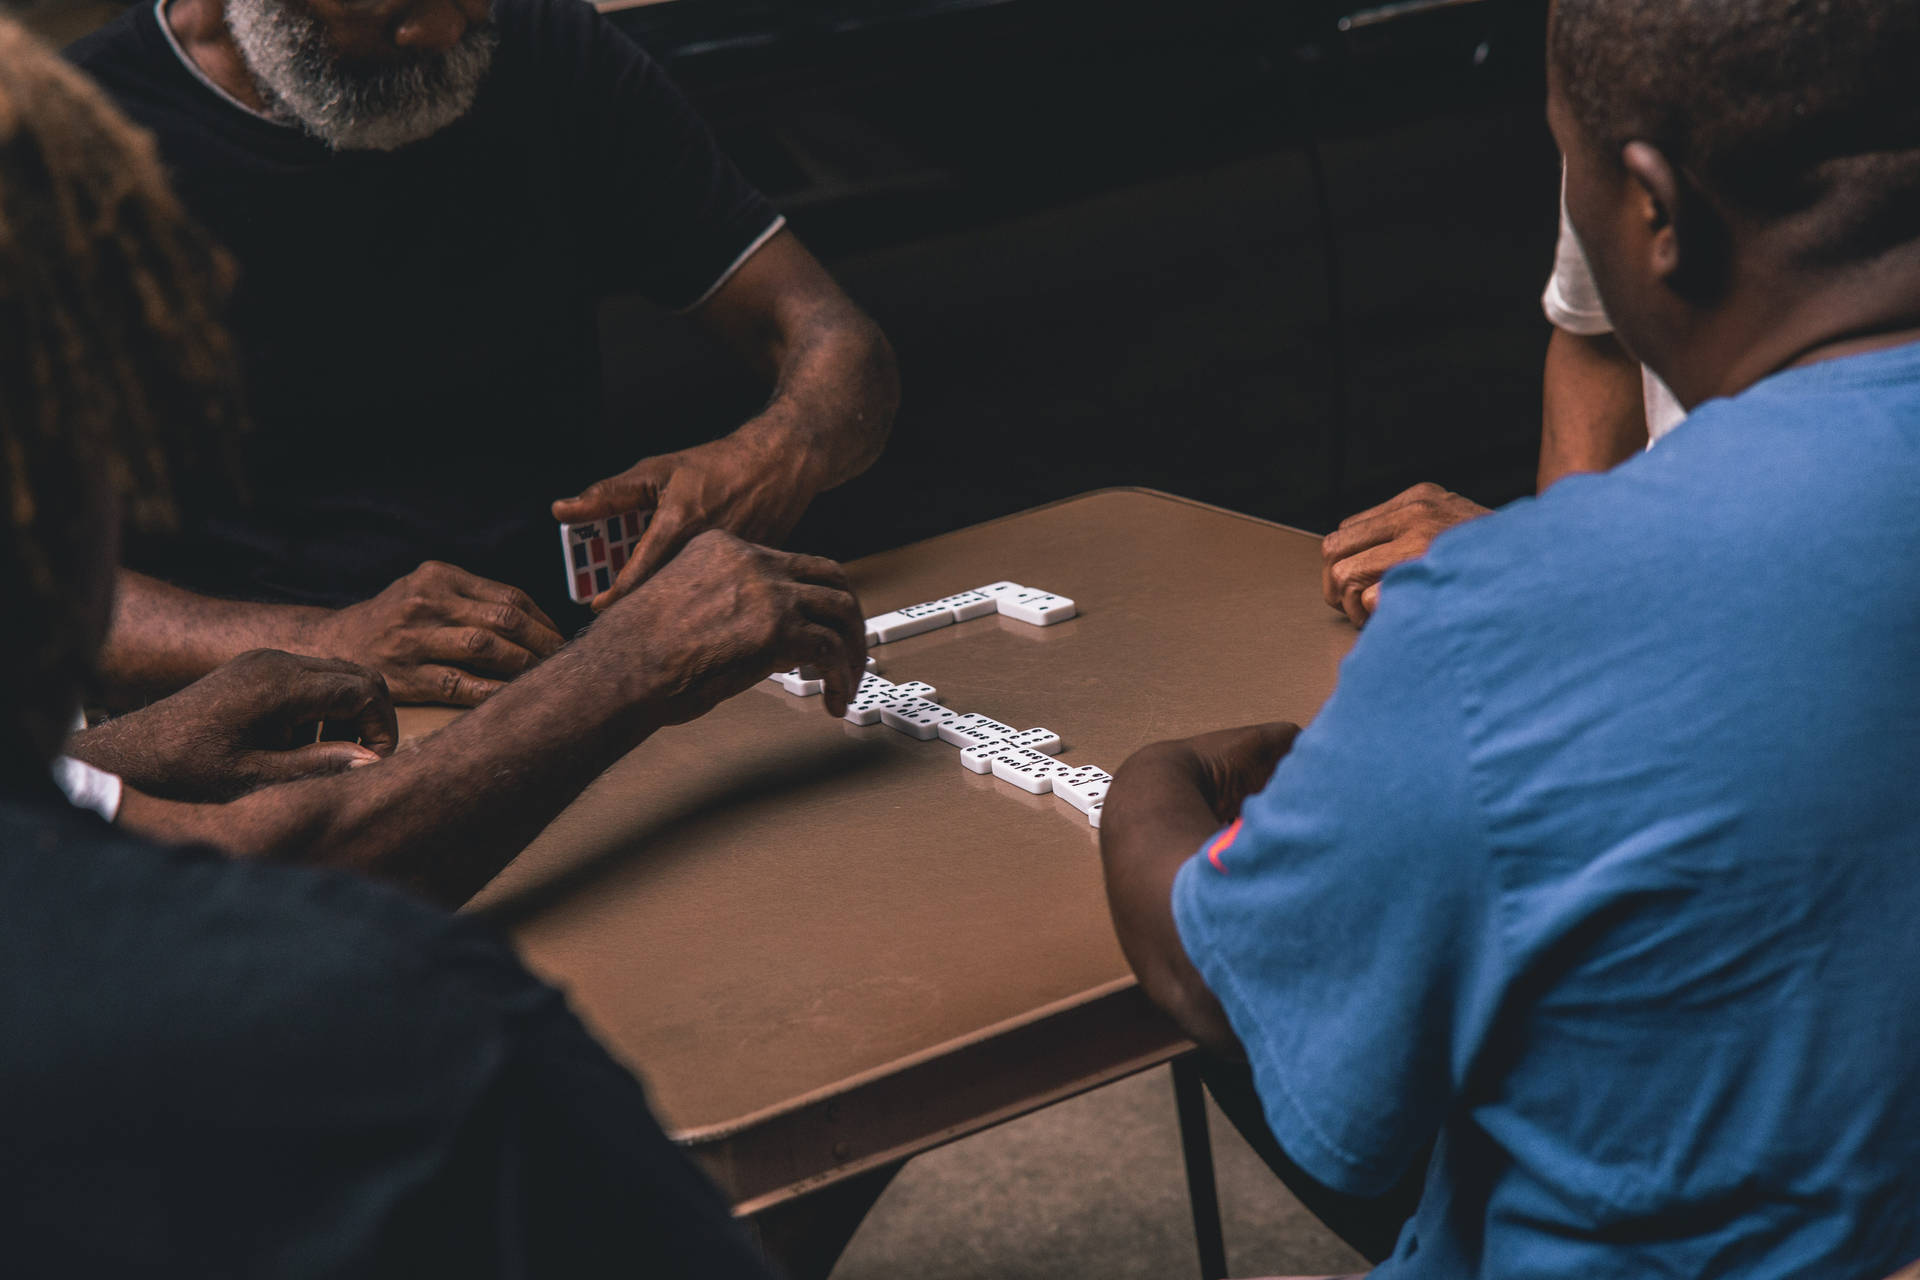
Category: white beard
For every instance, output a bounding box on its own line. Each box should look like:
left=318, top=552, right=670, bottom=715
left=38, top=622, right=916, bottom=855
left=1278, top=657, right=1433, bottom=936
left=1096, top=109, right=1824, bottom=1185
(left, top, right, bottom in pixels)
left=223, top=0, right=496, bottom=152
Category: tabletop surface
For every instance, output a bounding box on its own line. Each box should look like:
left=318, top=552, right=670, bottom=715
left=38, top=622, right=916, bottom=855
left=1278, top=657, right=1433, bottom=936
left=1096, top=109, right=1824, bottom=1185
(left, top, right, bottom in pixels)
left=441, top=488, right=1356, bottom=1140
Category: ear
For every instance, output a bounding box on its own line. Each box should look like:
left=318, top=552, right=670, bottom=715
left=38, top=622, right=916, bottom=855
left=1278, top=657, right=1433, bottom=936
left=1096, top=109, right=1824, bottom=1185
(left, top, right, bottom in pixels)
left=1621, top=140, right=1729, bottom=301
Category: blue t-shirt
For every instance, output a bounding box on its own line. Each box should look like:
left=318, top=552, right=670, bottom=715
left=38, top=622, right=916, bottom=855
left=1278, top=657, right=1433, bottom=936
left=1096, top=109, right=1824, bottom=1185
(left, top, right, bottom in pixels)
left=1174, top=342, right=1920, bottom=1279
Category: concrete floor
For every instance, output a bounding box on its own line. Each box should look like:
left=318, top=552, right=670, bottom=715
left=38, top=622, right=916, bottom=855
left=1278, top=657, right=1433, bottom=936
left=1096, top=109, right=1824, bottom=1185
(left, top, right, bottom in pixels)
left=832, top=1066, right=1368, bottom=1280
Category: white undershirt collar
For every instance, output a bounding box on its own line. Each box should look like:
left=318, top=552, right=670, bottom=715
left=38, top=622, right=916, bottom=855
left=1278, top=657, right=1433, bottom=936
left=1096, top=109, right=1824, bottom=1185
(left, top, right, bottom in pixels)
left=155, top=0, right=288, bottom=126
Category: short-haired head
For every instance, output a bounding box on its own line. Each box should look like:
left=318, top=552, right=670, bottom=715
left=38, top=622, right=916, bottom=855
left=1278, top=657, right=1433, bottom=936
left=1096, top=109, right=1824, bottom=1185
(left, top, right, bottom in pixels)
left=1551, top=0, right=1920, bottom=269
left=0, top=18, right=243, bottom=766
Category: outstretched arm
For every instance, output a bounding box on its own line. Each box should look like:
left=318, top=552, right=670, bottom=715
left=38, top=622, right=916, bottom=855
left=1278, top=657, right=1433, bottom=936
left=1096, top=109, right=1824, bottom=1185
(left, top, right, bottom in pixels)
left=553, top=229, right=899, bottom=609
left=1100, top=723, right=1302, bottom=1056
left=133, top=533, right=868, bottom=907
left=101, top=564, right=565, bottom=707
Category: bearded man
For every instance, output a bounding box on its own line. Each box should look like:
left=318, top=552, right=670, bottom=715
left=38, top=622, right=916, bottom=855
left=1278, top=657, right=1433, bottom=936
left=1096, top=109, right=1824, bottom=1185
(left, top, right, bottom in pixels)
left=65, top=0, right=898, bottom=707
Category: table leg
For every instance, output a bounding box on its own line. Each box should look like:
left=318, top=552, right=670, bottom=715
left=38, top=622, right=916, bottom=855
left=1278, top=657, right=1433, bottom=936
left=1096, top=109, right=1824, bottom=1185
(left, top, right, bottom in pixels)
left=744, top=1160, right=903, bottom=1280
left=1172, top=1055, right=1229, bottom=1280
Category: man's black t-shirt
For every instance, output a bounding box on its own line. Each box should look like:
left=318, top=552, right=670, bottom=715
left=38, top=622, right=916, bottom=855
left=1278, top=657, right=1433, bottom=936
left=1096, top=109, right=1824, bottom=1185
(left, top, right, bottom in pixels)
left=67, top=0, right=780, bottom=616
left=0, top=779, right=774, bottom=1277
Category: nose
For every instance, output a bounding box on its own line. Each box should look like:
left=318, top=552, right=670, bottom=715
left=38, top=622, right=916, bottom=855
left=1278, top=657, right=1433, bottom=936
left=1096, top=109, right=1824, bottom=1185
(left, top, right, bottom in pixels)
left=392, top=0, right=483, bottom=54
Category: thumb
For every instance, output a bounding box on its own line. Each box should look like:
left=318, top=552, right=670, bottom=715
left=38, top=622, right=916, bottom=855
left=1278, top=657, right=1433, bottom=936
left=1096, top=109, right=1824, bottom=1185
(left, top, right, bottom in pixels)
left=250, top=742, right=382, bottom=784
left=553, top=469, right=661, bottom=522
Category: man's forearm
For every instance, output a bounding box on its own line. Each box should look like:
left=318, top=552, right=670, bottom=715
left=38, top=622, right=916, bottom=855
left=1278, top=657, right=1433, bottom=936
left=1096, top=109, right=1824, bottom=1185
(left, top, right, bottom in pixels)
left=746, top=302, right=898, bottom=497
left=180, top=633, right=666, bottom=907
left=102, top=570, right=334, bottom=703
left=1101, top=744, right=1243, bottom=1056
left=1539, top=327, right=1650, bottom=492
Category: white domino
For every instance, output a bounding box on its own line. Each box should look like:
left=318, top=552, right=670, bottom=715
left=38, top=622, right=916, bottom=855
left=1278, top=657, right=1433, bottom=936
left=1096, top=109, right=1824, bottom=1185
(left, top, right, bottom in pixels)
left=926, top=589, right=998, bottom=622
left=938, top=713, right=1019, bottom=750
left=1087, top=800, right=1104, bottom=829
left=960, top=740, right=1024, bottom=774
left=997, top=587, right=1076, bottom=627
left=1052, top=766, right=1113, bottom=815
left=888, top=680, right=937, bottom=701
left=975, top=581, right=1025, bottom=598
left=1002, top=727, right=1062, bottom=756
left=990, top=747, right=1075, bottom=794
left=841, top=674, right=900, bottom=725
left=772, top=668, right=824, bottom=696
left=880, top=696, right=959, bottom=740
left=865, top=602, right=955, bottom=645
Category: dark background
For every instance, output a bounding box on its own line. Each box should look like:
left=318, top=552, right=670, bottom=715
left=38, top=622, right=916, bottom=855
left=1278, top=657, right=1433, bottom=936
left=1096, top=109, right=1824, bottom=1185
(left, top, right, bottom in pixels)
left=596, top=0, right=1563, bottom=562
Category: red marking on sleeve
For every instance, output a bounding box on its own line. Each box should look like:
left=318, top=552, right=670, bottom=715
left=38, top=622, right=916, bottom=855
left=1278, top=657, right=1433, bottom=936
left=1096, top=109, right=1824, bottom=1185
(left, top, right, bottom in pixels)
left=1204, top=818, right=1244, bottom=874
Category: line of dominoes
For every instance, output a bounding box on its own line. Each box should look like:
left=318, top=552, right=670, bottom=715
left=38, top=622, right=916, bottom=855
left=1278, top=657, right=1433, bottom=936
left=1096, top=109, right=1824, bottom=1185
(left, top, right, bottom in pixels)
left=768, top=583, right=1107, bottom=829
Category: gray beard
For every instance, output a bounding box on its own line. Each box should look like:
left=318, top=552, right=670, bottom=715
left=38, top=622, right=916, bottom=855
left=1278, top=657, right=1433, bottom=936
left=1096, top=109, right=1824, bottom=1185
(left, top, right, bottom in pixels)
left=223, top=0, right=497, bottom=152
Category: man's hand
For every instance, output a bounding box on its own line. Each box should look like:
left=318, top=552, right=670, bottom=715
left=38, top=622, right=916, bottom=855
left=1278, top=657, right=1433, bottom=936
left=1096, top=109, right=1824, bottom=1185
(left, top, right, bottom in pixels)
left=314, top=561, right=564, bottom=705
left=1321, top=482, right=1489, bottom=627
left=1163, top=722, right=1305, bottom=824
left=1100, top=721, right=1301, bottom=1058
left=583, top=529, right=867, bottom=723
left=552, top=428, right=815, bottom=612
left=66, top=650, right=397, bottom=802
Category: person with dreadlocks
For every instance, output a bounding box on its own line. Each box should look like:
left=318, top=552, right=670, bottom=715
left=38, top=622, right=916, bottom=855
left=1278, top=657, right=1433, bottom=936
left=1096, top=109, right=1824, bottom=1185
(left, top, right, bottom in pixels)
left=60, top=0, right=897, bottom=712
left=0, top=19, right=852, bottom=1268
left=1096, top=0, right=1920, bottom=1275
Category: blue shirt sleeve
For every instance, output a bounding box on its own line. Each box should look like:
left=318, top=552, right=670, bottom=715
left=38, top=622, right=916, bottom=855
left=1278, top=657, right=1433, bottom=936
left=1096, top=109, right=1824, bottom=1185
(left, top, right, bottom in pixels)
left=1172, top=559, right=1505, bottom=1197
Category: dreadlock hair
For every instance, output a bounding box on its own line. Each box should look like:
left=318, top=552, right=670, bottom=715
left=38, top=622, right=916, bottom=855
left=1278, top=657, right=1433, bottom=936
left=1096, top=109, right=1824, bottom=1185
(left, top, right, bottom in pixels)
left=1551, top=0, right=1920, bottom=269
left=0, top=16, right=243, bottom=727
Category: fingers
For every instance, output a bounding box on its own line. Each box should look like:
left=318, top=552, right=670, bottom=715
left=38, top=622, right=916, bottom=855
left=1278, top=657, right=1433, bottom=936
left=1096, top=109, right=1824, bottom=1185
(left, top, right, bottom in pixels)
left=551, top=460, right=667, bottom=523
left=1321, top=503, right=1415, bottom=574
left=1327, top=542, right=1410, bottom=628
left=787, top=581, right=868, bottom=717
left=1334, top=481, right=1444, bottom=532
left=423, top=565, right=563, bottom=655
left=280, top=664, right=398, bottom=755
left=597, top=499, right=692, bottom=610
left=249, top=740, right=384, bottom=785
left=782, top=621, right=861, bottom=718
left=776, top=551, right=854, bottom=594
left=412, top=664, right=506, bottom=707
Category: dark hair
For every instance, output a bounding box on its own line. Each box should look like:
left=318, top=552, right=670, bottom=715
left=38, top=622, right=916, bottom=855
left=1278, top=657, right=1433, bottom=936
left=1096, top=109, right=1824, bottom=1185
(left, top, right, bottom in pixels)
left=1551, top=0, right=1920, bottom=265
left=0, top=17, right=243, bottom=705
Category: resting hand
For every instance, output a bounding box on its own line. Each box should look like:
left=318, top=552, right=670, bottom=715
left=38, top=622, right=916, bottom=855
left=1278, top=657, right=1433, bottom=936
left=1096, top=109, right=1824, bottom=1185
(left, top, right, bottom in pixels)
left=315, top=561, right=564, bottom=705
left=1136, top=722, right=1303, bottom=826
left=1320, top=482, right=1489, bottom=627
left=581, top=530, right=866, bottom=723
left=552, top=428, right=817, bottom=612
left=66, top=650, right=397, bottom=802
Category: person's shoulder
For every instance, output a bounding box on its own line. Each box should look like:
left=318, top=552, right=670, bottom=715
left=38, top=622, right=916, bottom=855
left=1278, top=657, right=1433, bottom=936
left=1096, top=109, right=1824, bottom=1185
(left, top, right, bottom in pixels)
left=0, top=799, right=554, bottom=1083
left=63, top=0, right=166, bottom=85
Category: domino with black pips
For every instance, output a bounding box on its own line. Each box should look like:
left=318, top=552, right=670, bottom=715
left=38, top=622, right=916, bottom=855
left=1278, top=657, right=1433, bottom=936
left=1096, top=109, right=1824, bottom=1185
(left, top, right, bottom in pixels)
left=938, top=713, right=1020, bottom=751
left=1052, top=765, right=1113, bottom=815
left=996, top=586, right=1076, bottom=627
left=879, top=697, right=960, bottom=740
left=990, top=746, right=1075, bottom=795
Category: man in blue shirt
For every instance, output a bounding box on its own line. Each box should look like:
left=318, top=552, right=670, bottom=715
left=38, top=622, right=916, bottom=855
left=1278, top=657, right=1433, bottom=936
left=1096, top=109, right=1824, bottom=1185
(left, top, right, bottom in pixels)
left=1100, top=2, right=1920, bottom=1276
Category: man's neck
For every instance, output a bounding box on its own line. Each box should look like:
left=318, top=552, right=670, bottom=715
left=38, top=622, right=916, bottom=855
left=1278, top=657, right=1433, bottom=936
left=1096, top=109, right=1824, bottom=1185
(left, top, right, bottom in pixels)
left=1662, top=240, right=1920, bottom=408
left=162, top=0, right=271, bottom=114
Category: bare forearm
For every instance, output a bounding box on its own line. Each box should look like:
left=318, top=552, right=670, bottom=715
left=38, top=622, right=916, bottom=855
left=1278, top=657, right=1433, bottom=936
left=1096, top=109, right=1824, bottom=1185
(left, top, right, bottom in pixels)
left=1101, top=744, right=1243, bottom=1057
left=102, top=570, right=333, bottom=703
left=224, top=637, right=665, bottom=905
left=747, top=304, right=897, bottom=496
left=1539, top=327, right=1650, bottom=492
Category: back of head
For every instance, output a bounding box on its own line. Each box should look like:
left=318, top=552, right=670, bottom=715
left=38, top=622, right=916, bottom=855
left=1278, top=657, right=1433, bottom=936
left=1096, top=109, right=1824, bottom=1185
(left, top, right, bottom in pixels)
left=0, top=18, right=241, bottom=758
left=1552, top=0, right=1920, bottom=268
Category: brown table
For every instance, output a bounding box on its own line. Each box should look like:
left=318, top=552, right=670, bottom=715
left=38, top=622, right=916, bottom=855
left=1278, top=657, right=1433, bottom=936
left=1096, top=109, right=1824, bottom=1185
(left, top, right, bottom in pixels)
left=404, top=488, right=1355, bottom=1219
